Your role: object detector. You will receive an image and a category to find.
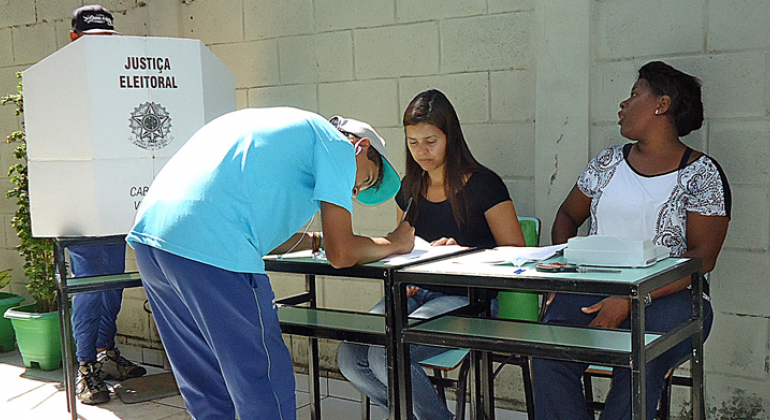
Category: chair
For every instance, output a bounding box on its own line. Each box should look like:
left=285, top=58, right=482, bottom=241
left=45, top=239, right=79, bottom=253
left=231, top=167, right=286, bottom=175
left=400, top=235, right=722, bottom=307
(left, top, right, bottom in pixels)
left=488, top=216, right=541, bottom=420
left=414, top=217, right=542, bottom=420
left=583, top=357, right=695, bottom=420
left=498, top=216, right=541, bottom=321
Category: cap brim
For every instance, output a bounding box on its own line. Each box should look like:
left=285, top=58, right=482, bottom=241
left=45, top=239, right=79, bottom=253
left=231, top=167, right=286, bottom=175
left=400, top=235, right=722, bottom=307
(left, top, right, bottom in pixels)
left=79, top=29, right=120, bottom=35
left=355, top=159, right=400, bottom=206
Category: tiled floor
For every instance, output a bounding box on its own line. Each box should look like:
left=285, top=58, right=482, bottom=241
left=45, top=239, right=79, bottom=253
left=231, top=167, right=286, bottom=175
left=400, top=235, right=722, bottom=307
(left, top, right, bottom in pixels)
left=0, top=347, right=528, bottom=420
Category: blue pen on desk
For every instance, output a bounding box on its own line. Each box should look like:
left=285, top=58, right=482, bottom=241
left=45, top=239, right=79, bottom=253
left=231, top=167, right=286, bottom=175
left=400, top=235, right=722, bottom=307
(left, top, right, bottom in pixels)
left=400, top=197, right=413, bottom=224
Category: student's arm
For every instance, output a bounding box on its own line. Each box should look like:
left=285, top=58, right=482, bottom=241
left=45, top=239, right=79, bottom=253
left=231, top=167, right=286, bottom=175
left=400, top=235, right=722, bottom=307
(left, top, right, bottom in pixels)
left=321, top=201, right=415, bottom=268
left=552, top=184, right=592, bottom=244
left=485, top=200, right=526, bottom=247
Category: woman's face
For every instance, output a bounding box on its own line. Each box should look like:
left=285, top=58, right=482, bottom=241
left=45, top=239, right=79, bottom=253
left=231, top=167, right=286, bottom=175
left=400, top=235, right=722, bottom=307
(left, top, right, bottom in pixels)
left=618, top=78, right=660, bottom=140
left=406, top=122, right=447, bottom=174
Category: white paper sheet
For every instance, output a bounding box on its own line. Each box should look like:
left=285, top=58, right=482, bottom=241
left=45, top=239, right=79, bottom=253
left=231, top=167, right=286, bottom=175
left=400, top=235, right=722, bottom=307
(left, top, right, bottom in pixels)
left=451, top=244, right=568, bottom=266
left=379, top=236, right=466, bottom=266
left=268, top=237, right=467, bottom=266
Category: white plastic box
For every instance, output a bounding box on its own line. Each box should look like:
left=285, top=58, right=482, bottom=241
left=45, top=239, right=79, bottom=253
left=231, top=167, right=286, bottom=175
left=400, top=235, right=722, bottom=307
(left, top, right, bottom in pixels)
left=23, top=35, right=236, bottom=237
left=563, top=236, right=670, bottom=268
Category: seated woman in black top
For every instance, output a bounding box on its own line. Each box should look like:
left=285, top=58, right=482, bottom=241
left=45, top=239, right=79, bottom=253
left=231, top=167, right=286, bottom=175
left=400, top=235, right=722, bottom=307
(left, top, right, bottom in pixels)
left=337, top=89, right=526, bottom=420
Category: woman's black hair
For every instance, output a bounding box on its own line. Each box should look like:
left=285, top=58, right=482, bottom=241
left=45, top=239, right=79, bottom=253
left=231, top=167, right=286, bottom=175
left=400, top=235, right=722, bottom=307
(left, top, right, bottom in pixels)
left=638, top=61, right=704, bottom=136
left=401, top=89, right=489, bottom=228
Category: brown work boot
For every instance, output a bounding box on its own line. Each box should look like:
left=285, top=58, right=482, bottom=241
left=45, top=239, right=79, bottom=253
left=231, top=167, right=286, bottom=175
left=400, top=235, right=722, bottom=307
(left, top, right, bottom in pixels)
left=76, top=361, right=110, bottom=405
left=97, top=348, right=147, bottom=381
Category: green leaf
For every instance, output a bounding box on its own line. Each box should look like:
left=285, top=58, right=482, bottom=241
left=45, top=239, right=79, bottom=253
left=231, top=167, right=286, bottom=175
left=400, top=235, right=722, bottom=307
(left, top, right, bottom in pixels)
left=0, top=268, right=12, bottom=289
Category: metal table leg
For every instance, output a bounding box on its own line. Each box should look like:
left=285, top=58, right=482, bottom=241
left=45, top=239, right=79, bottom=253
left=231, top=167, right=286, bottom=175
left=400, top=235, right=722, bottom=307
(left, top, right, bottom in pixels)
left=392, top=274, right=410, bottom=420
left=481, top=350, right=494, bottom=420
left=630, top=292, right=647, bottom=420
left=691, top=272, right=705, bottom=420
left=468, top=289, right=494, bottom=420
left=305, top=274, right=321, bottom=420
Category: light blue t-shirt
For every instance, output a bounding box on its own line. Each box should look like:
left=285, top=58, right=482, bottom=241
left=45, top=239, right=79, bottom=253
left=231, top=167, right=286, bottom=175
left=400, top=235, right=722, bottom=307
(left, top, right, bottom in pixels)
left=126, top=107, right=356, bottom=273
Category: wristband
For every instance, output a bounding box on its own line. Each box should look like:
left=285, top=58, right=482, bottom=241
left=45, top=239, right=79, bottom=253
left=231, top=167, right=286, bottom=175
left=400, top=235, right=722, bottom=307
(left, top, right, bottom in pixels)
left=311, top=232, right=319, bottom=254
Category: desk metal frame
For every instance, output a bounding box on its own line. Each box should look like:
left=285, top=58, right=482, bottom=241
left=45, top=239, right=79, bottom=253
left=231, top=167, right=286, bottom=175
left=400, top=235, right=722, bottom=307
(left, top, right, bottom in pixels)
left=394, top=256, right=705, bottom=420
left=54, top=235, right=142, bottom=420
left=264, top=250, right=471, bottom=420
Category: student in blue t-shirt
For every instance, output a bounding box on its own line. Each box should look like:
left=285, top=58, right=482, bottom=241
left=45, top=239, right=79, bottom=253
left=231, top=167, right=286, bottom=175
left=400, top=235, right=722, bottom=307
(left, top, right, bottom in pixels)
left=127, top=107, right=414, bottom=420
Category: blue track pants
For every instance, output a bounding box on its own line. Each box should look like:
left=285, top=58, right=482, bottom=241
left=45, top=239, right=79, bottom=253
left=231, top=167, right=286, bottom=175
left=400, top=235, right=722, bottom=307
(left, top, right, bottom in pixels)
left=70, top=243, right=126, bottom=363
left=532, top=289, right=713, bottom=420
left=134, top=243, right=296, bottom=420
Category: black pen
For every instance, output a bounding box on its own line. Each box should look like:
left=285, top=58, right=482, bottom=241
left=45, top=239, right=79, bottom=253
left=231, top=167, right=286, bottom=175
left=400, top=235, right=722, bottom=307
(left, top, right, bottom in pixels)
left=400, top=197, right=413, bottom=224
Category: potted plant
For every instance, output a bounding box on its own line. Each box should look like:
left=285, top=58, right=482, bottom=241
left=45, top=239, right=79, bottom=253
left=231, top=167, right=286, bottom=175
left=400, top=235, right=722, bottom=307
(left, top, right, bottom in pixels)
left=1, top=74, right=62, bottom=370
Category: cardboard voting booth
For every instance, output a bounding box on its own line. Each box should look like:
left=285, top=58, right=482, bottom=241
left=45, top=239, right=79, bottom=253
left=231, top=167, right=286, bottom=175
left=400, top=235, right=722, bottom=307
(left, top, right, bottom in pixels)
left=23, top=35, right=236, bottom=237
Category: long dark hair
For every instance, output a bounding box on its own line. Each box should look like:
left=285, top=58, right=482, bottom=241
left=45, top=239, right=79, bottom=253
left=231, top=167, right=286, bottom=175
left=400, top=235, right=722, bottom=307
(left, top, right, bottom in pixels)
left=401, top=89, right=489, bottom=229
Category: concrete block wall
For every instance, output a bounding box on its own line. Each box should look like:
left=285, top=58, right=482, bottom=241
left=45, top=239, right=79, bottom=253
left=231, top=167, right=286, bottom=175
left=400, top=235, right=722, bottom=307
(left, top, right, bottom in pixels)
left=1, top=0, right=768, bottom=416
left=590, top=0, right=770, bottom=416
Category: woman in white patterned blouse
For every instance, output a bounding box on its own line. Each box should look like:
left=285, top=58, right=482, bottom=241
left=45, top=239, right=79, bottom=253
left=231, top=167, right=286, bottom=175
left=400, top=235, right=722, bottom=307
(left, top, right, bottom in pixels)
left=533, top=61, right=731, bottom=420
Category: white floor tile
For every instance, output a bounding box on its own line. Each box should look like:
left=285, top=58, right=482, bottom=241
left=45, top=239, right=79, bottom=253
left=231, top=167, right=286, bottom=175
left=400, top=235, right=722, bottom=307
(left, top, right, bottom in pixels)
left=2, top=348, right=529, bottom=420
left=326, top=376, right=363, bottom=401
left=296, top=395, right=363, bottom=420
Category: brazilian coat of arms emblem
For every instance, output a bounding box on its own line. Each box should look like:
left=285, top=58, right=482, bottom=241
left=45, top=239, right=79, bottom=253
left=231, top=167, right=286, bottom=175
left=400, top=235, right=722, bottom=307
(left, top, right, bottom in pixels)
left=129, top=102, right=172, bottom=150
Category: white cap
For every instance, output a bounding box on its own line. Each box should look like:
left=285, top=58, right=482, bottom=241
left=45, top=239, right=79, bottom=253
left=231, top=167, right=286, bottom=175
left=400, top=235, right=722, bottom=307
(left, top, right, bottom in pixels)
left=328, top=116, right=400, bottom=206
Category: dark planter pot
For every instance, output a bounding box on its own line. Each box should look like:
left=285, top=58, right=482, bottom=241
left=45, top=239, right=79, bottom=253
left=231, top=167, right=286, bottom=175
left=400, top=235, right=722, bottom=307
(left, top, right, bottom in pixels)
left=4, top=303, right=62, bottom=371
left=0, top=292, right=24, bottom=352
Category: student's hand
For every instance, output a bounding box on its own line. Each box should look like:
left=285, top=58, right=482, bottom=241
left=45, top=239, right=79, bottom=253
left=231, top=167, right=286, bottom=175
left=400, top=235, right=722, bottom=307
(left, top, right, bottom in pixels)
left=582, top=296, right=630, bottom=329
left=431, top=237, right=458, bottom=246
left=386, top=222, right=415, bottom=255
left=407, top=285, right=420, bottom=297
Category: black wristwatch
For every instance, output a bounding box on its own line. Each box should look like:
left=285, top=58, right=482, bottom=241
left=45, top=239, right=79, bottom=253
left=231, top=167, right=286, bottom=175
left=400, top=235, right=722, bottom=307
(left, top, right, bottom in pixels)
left=643, top=292, right=652, bottom=307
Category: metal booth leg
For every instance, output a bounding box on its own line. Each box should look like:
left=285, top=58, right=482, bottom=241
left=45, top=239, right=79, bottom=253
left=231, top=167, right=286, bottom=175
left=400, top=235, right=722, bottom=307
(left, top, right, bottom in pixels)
left=54, top=240, right=78, bottom=420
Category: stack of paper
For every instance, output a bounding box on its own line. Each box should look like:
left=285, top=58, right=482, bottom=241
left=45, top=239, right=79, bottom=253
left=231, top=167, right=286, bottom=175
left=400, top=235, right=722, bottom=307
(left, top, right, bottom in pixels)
left=451, top=244, right=568, bottom=266
left=380, top=237, right=466, bottom=266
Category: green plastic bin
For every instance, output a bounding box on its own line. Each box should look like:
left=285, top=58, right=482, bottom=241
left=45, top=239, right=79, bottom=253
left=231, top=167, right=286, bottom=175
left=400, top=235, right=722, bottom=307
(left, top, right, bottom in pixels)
left=4, top=303, right=63, bottom=370
left=0, top=292, right=24, bottom=352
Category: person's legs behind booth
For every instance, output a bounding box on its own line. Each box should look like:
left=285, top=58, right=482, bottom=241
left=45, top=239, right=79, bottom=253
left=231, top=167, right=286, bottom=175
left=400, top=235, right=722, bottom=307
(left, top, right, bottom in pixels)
left=70, top=243, right=145, bottom=404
